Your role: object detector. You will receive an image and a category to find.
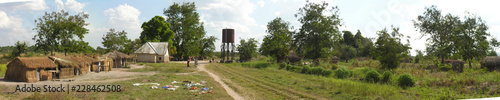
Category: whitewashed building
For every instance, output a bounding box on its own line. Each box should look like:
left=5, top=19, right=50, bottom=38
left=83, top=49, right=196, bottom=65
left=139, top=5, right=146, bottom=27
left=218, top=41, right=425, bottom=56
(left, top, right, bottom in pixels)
left=134, top=42, right=169, bottom=63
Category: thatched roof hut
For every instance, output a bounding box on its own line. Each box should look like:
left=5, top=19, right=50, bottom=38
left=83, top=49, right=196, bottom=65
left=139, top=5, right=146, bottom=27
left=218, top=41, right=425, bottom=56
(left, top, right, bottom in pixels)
left=103, top=50, right=129, bottom=68
left=49, top=56, right=90, bottom=76
left=4, top=57, right=57, bottom=83
left=481, top=56, right=500, bottom=71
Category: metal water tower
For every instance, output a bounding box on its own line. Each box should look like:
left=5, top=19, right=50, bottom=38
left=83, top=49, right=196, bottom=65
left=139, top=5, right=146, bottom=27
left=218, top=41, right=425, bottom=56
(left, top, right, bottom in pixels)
left=221, top=29, right=235, bottom=63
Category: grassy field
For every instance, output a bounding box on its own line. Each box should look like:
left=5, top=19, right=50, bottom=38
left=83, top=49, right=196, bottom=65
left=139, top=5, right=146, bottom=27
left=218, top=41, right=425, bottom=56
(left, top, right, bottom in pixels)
left=0, top=64, right=6, bottom=77
left=3, top=63, right=232, bottom=100
left=207, top=58, right=500, bottom=99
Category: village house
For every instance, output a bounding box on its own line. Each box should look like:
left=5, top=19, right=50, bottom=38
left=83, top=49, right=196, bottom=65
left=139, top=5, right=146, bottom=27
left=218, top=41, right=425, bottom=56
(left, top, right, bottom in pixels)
left=134, top=42, right=169, bottom=63
left=4, top=57, right=58, bottom=83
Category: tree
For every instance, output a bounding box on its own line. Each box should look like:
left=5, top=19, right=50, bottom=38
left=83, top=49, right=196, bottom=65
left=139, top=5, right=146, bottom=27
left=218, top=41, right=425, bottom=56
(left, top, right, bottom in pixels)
left=123, top=39, right=142, bottom=55
left=95, top=46, right=107, bottom=54
left=11, top=41, right=28, bottom=57
left=454, top=13, right=490, bottom=67
left=164, top=2, right=206, bottom=60
left=139, top=16, right=176, bottom=55
left=199, top=36, right=217, bottom=59
left=342, top=31, right=355, bottom=47
left=237, top=38, right=258, bottom=62
left=340, top=44, right=356, bottom=62
left=293, top=1, right=342, bottom=59
left=374, top=27, right=411, bottom=69
left=32, top=10, right=89, bottom=55
left=260, top=17, right=294, bottom=63
left=102, top=29, right=130, bottom=52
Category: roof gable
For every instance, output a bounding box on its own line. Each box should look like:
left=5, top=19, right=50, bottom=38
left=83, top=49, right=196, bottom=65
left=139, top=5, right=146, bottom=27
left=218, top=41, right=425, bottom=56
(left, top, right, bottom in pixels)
left=134, top=42, right=169, bottom=55
left=10, top=57, right=58, bottom=69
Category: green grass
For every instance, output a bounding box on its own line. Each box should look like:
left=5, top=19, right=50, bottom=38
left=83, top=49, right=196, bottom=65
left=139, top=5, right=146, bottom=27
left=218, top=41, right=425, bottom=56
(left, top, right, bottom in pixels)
left=0, top=64, right=6, bottom=77
left=16, top=63, right=232, bottom=100
left=207, top=58, right=500, bottom=99
left=130, top=63, right=197, bottom=73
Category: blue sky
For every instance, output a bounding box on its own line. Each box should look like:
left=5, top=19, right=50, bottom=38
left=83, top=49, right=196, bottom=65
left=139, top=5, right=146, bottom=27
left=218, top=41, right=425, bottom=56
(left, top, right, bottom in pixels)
left=1, top=0, right=500, bottom=56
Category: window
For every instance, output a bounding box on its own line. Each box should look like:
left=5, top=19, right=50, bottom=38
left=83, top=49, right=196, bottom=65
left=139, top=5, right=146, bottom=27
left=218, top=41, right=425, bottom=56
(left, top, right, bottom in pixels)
left=159, top=57, right=162, bottom=60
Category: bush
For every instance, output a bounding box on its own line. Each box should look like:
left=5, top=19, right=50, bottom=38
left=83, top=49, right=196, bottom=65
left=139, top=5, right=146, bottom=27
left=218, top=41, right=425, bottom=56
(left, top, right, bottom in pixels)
left=397, top=74, right=415, bottom=89
left=334, top=67, right=352, bottom=79
left=322, top=70, right=333, bottom=76
left=438, top=64, right=451, bottom=71
left=311, top=67, right=324, bottom=75
left=365, top=70, right=381, bottom=83
left=301, top=65, right=311, bottom=74
left=331, top=64, right=338, bottom=70
left=279, top=63, right=287, bottom=69
left=381, top=71, right=392, bottom=83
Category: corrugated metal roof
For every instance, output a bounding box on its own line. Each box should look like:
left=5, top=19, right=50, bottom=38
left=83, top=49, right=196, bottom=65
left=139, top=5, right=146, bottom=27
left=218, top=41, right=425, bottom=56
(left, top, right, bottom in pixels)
left=134, top=42, right=169, bottom=55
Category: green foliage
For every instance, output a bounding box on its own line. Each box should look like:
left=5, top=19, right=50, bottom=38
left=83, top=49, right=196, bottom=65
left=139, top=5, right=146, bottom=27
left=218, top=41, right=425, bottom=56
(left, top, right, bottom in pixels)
left=374, top=27, right=411, bottom=69
left=340, top=44, right=356, bottom=62
left=32, top=10, right=89, bottom=55
left=414, top=5, right=494, bottom=65
left=260, top=17, right=294, bottom=63
left=199, top=36, right=217, bottom=58
left=279, top=62, right=287, bottom=69
left=102, top=29, right=130, bottom=52
left=365, top=70, right=381, bottom=83
left=140, top=16, right=176, bottom=55
left=164, top=2, right=205, bottom=59
left=414, top=50, right=424, bottom=63
left=301, top=65, right=311, bottom=74
left=331, top=64, right=338, bottom=70
left=381, top=71, right=392, bottom=83
left=438, top=64, right=452, bottom=71
left=11, top=41, right=27, bottom=57
left=334, top=67, right=352, bottom=79
left=342, top=31, right=355, bottom=47
left=397, top=74, right=415, bottom=89
left=293, top=1, right=342, bottom=59
left=237, top=38, right=259, bottom=62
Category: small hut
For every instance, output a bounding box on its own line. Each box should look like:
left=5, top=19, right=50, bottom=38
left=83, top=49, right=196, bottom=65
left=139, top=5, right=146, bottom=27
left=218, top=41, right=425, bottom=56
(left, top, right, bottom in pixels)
left=49, top=56, right=88, bottom=78
left=103, top=50, right=130, bottom=68
left=4, top=57, right=58, bottom=83
left=71, top=55, right=98, bottom=74
left=135, top=42, right=170, bottom=63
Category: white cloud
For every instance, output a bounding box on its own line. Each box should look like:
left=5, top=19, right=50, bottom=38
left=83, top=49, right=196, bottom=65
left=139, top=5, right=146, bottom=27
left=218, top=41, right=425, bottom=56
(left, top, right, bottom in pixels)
left=199, top=0, right=257, bottom=26
left=54, top=0, right=86, bottom=12
left=0, top=10, right=34, bottom=46
left=274, top=11, right=280, bottom=16
left=55, top=0, right=64, bottom=11
left=257, top=0, right=265, bottom=7
left=65, top=0, right=86, bottom=12
left=0, top=0, right=46, bottom=12
left=104, top=3, right=142, bottom=40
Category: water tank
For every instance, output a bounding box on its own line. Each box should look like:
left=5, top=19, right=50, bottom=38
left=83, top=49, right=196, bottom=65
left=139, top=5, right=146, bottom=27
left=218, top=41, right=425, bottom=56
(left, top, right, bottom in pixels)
left=222, top=29, right=235, bottom=43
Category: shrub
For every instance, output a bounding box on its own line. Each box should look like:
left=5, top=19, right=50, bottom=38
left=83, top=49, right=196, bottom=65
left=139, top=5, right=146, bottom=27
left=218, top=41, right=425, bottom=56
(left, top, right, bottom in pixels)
left=331, top=64, right=338, bottom=70
left=301, top=65, right=311, bottom=74
left=438, top=64, right=451, bottom=71
left=365, top=70, right=381, bottom=83
left=322, top=70, right=333, bottom=76
left=311, top=67, right=324, bottom=75
left=279, top=63, right=287, bottom=69
left=397, top=74, right=415, bottom=89
left=334, top=67, right=352, bottom=79
left=381, top=71, right=392, bottom=83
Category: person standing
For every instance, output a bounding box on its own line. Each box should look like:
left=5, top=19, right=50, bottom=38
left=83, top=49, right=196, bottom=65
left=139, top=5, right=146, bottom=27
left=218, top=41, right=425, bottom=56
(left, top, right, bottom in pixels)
left=187, top=57, right=190, bottom=67
left=195, top=58, right=198, bottom=67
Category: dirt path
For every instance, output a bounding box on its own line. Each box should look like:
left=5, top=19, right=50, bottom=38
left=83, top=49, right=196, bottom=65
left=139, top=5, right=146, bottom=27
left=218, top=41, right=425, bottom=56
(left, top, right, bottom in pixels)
left=198, top=63, right=244, bottom=100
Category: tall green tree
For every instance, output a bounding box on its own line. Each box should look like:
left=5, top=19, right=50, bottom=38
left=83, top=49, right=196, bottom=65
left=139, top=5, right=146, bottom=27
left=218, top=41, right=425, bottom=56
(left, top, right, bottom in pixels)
left=414, top=5, right=455, bottom=63
left=260, top=17, right=294, bottom=63
left=293, top=1, right=342, bottom=59
left=342, top=31, right=355, bottom=47
left=102, top=29, right=130, bottom=52
left=164, top=2, right=206, bottom=60
left=454, top=13, right=490, bottom=67
left=123, top=39, right=142, bottom=55
left=374, top=27, right=411, bottom=69
left=32, top=10, right=89, bottom=55
left=238, top=38, right=259, bottom=62
left=11, top=41, right=28, bottom=57
left=139, top=16, right=176, bottom=55
left=199, top=36, right=217, bottom=59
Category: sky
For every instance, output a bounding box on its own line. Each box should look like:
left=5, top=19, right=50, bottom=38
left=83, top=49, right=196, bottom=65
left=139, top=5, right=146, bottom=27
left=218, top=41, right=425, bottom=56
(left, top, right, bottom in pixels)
left=1, top=0, right=500, bottom=56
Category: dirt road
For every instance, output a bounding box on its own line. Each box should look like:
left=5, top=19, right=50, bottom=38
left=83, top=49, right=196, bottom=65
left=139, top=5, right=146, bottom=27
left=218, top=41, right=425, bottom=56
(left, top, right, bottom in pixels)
left=171, top=61, right=244, bottom=100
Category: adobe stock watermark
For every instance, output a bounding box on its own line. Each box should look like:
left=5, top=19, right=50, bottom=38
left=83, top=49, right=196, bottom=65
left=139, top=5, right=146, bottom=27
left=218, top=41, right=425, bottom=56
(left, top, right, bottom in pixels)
left=364, top=0, right=416, bottom=35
